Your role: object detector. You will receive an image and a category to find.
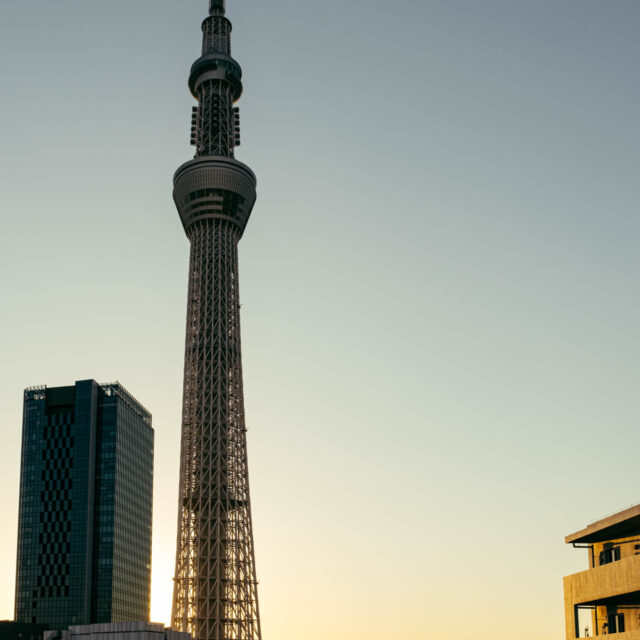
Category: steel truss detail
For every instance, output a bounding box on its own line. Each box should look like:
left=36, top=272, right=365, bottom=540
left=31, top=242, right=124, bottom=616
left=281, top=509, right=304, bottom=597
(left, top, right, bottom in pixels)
left=173, top=220, right=260, bottom=640
left=196, top=81, right=235, bottom=158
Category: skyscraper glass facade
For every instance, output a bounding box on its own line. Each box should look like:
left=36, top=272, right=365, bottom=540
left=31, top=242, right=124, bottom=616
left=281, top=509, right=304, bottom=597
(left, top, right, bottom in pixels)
left=14, top=380, right=153, bottom=627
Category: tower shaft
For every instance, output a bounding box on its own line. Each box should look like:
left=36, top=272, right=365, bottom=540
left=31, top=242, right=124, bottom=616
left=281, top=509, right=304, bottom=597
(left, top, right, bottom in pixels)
left=172, top=3, right=261, bottom=640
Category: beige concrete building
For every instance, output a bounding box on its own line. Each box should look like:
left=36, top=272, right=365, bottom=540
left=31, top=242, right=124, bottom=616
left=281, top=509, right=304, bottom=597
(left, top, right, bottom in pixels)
left=43, top=623, right=190, bottom=640
left=564, top=504, right=640, bottom=639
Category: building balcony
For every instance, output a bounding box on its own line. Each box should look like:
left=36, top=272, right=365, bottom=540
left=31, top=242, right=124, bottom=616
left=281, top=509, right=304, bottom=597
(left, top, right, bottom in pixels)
left=564, top=554, right=640, bottom=606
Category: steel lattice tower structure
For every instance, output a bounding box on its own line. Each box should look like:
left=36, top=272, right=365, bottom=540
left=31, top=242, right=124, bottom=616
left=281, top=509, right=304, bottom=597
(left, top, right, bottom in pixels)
left=171, top=2, right=261, bottom=640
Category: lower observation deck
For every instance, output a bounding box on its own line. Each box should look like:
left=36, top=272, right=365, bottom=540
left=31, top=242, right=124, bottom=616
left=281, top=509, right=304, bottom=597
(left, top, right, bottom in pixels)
left=173, top=156, right=257, bottom=236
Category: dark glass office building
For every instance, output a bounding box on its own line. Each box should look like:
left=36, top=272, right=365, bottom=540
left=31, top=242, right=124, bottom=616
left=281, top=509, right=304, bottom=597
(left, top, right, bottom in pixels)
left=14, top=380, right=153, bottom=627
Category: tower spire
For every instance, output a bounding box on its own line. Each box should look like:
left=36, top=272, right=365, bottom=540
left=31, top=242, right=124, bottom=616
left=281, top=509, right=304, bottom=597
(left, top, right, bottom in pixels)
left=189, top=0, right=240, bottom=156
left=210, top=0, right=225, bottom=15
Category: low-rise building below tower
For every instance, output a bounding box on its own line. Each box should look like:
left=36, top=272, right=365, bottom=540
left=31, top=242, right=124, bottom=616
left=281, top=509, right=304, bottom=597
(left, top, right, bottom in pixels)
left=43, top=622, right=189, bottom=640
left=0, top=620, right=48, bottom=640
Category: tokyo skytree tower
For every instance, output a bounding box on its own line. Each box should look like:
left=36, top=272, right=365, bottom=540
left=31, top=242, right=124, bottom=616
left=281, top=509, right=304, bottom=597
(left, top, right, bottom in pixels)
left=171, top=2, right=261, bottom=639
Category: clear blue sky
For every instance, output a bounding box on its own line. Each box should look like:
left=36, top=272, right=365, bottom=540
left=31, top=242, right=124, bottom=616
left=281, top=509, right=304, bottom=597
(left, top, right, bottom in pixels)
left=1, top=2, right=639, bottom=638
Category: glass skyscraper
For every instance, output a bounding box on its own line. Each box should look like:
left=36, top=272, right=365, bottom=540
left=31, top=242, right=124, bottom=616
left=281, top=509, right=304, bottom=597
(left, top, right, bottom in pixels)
left=14, top=380, right=153, bottom=627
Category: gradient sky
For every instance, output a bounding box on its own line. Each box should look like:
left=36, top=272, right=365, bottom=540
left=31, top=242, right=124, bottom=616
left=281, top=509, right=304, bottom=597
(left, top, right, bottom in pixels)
left=1, top=1, right=640, bottom=638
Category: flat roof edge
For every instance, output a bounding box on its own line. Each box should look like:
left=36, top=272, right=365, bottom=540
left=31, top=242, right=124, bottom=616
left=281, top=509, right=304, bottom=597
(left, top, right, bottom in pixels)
left=566, top=503, right=640, bottom=544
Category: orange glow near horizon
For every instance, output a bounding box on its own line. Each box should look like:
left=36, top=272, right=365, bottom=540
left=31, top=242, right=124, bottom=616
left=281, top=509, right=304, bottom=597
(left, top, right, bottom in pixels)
left=150, top=546, right=174, bottom=626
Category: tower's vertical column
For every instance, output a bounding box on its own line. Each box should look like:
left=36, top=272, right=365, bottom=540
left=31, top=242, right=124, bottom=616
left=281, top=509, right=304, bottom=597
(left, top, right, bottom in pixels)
left=172, top=2, right=261, bottom=639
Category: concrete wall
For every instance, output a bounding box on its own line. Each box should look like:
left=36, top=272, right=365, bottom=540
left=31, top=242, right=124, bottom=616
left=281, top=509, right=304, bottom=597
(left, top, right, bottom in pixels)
left=564, top=553, right=640, bottom=639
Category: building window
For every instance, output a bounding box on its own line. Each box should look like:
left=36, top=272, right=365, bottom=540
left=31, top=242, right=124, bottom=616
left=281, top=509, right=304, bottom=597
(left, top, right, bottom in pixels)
left=599, top=546, right=621, bottom=566
left=607, top=613, right=625, bottom=634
